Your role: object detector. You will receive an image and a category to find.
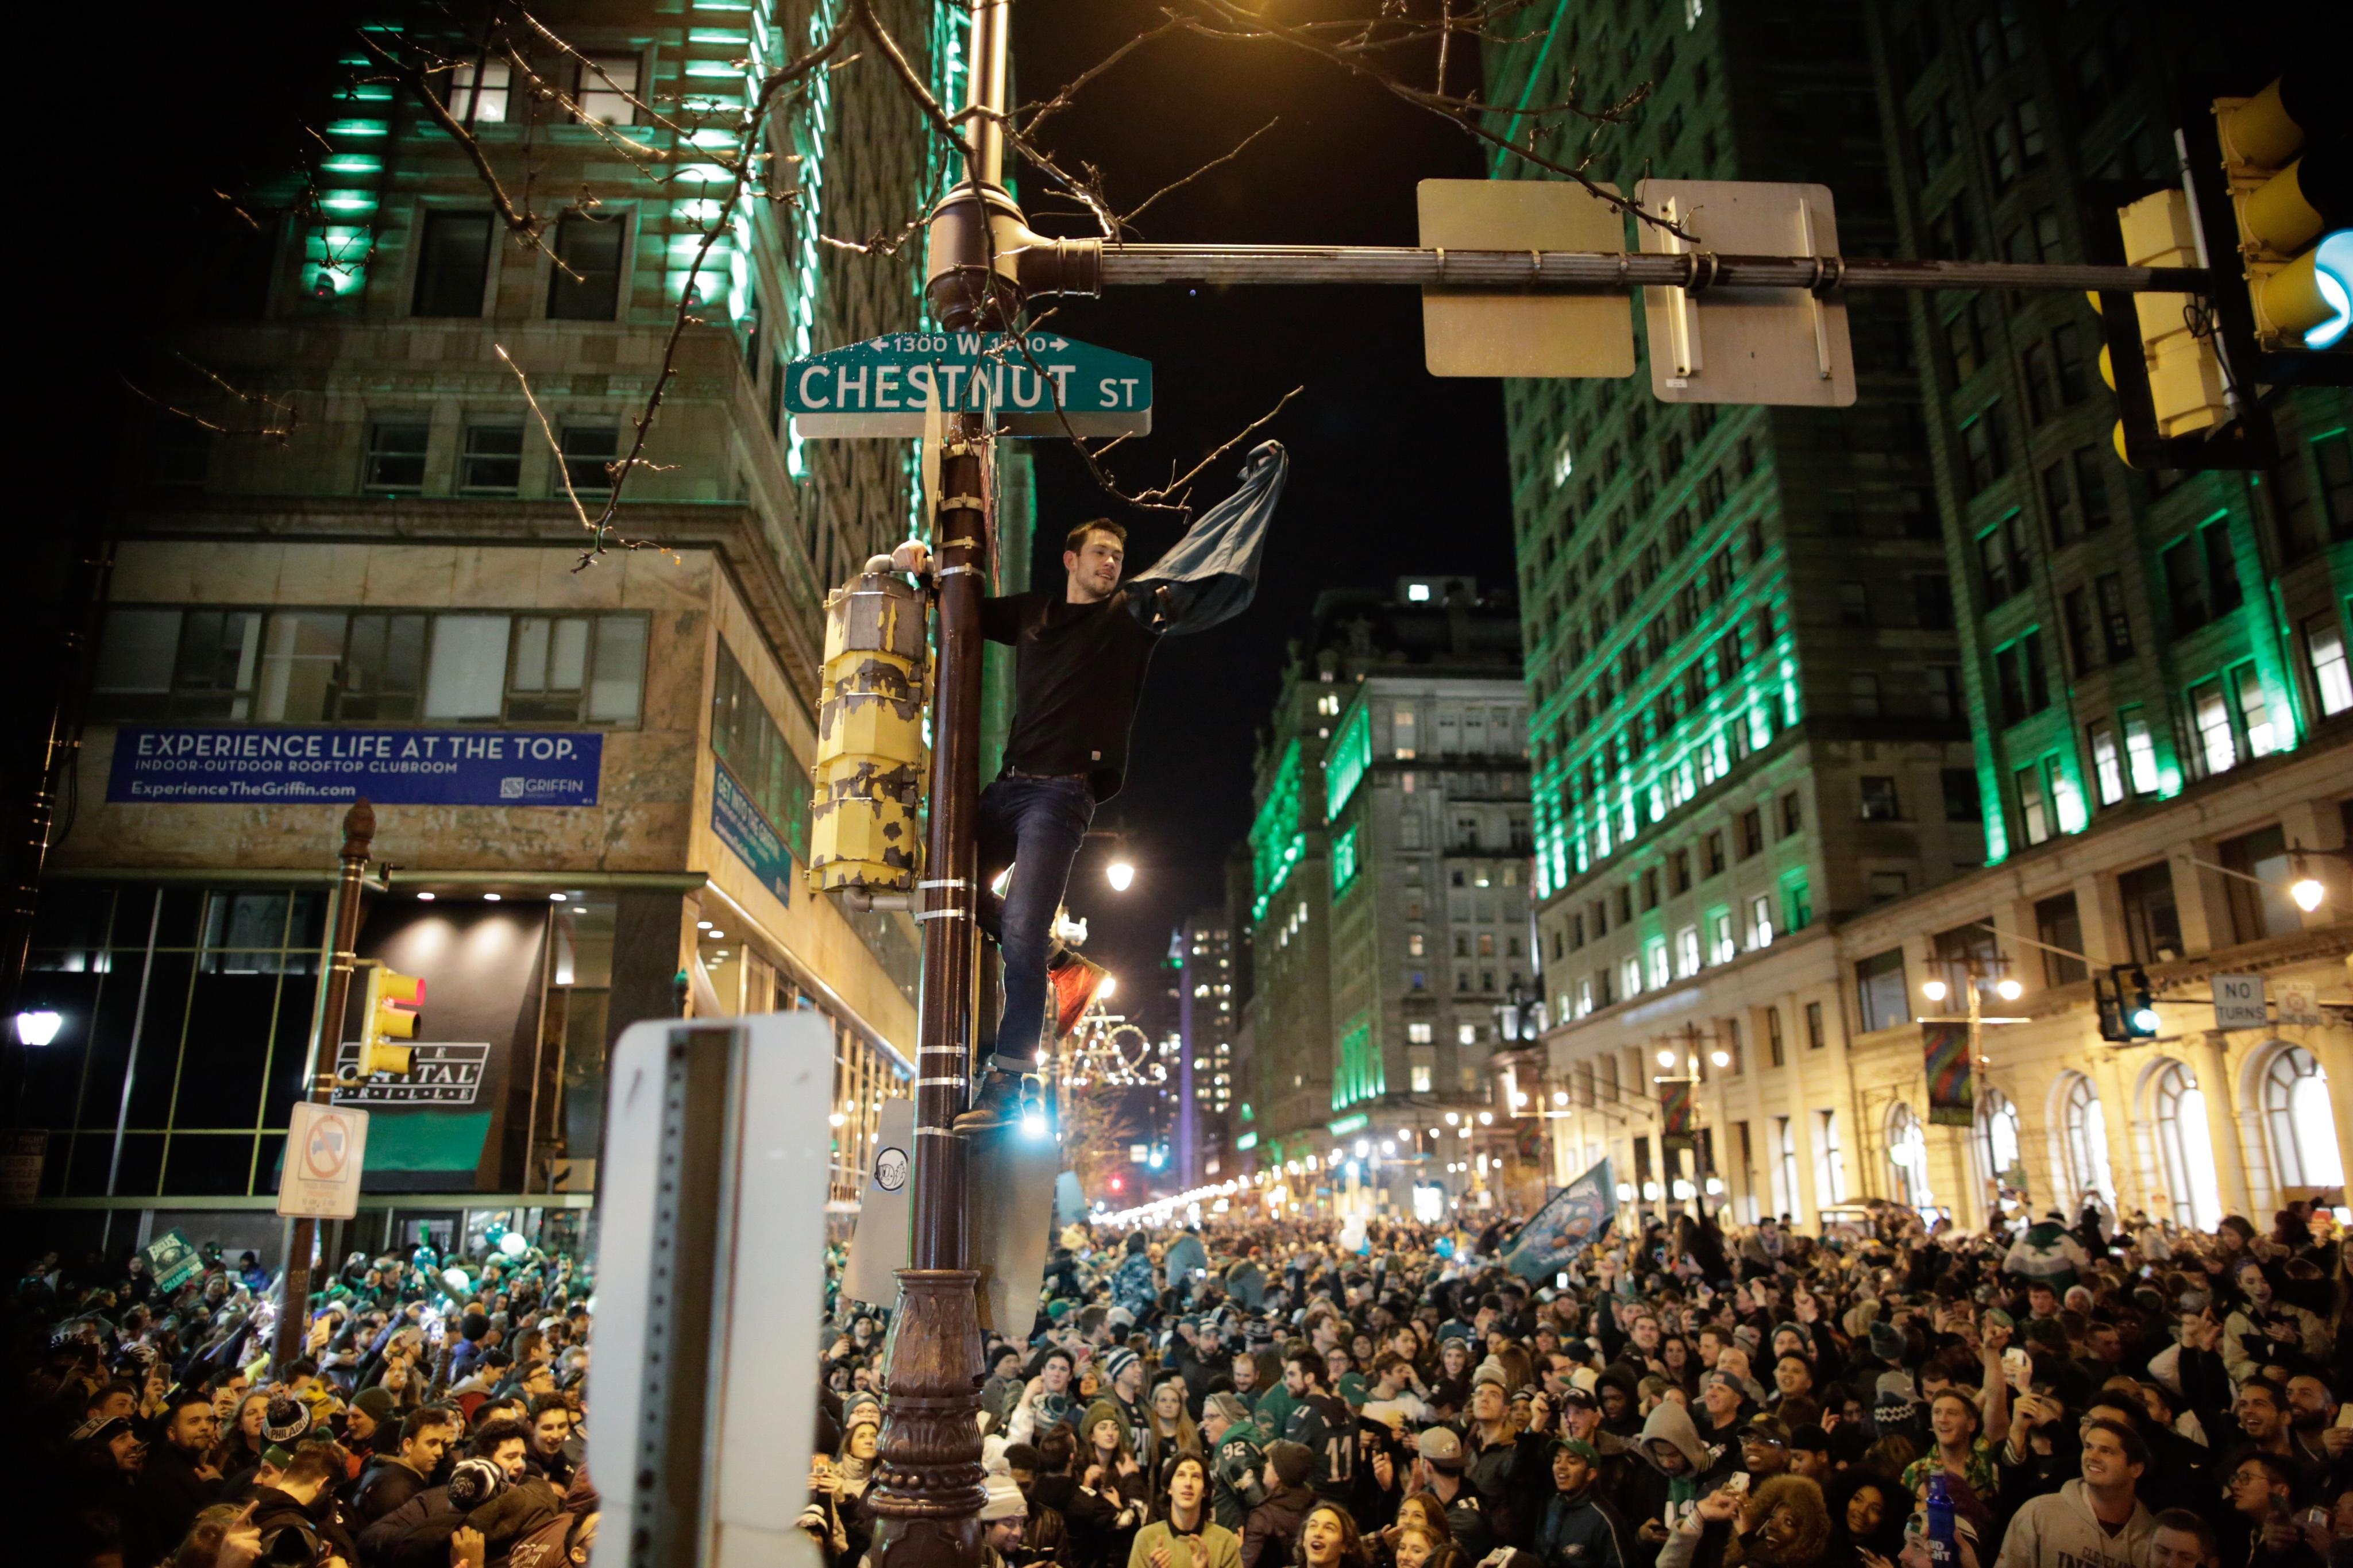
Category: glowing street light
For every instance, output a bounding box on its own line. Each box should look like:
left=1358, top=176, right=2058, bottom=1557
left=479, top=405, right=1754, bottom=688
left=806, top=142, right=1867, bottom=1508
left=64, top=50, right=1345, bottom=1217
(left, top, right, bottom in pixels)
left=1096, top=974, right=1118, bottom=1001
left=1996, top=978, right=2024, bottom=1002
left=14, top=1009, right=63, bottom=1047
left=1709, top=1050, right=1731, bottom=1067
left=1921, top=978, right=1949, bottom=1002
left=2291, top=866, right=2326, bottom=912
left=1106, top=858, right=1136, bottom=892
left=1656, top=1048, right=1676, bottom=1067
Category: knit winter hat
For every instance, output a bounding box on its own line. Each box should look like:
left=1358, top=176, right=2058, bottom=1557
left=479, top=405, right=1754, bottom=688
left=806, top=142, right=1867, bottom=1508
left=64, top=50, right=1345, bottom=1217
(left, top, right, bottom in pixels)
left=1867, top=1319, right=1906, bottom=1364
left=1103, top=1347, right=1140, bottom=1385
left=447, top=1457, right=510, bottom=1511
left=980, top=1470, right=1027, bottom=1521
left=1471, top=1357, right=1510, bottom=1390
left=351, top=1387, right=398, bottom=1424
left=262, top=1395, right=312, bottom=1445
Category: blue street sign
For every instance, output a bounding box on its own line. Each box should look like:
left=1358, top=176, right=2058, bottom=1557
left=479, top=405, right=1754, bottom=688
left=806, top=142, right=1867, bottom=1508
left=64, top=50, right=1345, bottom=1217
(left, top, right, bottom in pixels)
left=786, top=330, right=1152, bottom=438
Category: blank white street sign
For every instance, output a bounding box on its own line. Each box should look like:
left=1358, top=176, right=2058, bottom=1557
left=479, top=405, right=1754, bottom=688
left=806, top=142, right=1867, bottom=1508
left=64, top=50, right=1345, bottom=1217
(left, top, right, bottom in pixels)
left=1418, top=179, right=1634, bottom=379
left=2211, top=972, right=2267, bottom=1030
left=1634, top=180, right=1856, bottom=407
left=279, top=1102, right=369, bottom=1219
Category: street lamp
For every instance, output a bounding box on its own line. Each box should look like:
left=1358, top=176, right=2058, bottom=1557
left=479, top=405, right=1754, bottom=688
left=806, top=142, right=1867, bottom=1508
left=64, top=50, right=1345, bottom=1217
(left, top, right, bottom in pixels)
left=2291, top=860, right=2326, bottom=911
left=14, top=1009, right=62, bottom=1047
left=1106, top=858, right=1136, bottom=892
left=1096, top=974, right=1118, bottom=1001
left=1656, top=1048, right=1676, bottom=1067
left=1996, top=977, right=2024, bottom=1002
left=1709, top=1049, right=1731, bottom=1068
left=1920, top=977, right=1949, bottom=1003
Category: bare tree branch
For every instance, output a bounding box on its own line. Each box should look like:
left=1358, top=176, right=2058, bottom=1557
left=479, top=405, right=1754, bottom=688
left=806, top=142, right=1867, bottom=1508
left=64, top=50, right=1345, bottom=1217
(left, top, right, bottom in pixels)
left=124, top=355, right=299, bottom=443
left=1120, top=115, right=1278, bottom=231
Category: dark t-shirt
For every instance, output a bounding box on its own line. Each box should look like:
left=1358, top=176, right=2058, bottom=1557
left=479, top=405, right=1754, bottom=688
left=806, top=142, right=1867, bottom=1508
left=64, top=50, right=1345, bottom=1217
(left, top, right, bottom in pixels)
left=981, top=589, right=1162, bottom=802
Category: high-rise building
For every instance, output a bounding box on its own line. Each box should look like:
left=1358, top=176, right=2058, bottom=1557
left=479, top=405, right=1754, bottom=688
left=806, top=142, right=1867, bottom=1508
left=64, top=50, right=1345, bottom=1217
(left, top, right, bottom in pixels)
left=1233, top=578, right=1530, bottom=1216
left=1863, top=1, right=2350, bottom=863
left=1483, top=2, right=1979, bottom=1219
left=1171, top=909, right=1236, bottom=1184
left=11, top=1, right=1008, bottom=1252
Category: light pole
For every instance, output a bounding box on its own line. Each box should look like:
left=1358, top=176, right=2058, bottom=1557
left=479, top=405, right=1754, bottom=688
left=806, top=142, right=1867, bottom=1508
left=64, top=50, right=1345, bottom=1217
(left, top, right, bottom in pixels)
left=1919, top=953, right=2026, bottom=1227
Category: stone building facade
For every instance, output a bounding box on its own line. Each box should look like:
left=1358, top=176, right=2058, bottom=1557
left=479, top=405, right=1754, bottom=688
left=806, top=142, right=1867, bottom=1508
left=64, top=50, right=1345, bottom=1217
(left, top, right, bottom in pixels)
left=9, top=0, right=1006, bottom=1258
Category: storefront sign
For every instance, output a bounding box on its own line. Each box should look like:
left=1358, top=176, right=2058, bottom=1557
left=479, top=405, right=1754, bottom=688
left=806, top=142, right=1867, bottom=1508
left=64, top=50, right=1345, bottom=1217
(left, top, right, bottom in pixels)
left=106, top=727, right=603, bottom=806
left=331, top=1042, right=491, bottom=1106
left=711, top=759, right=794, bottom=904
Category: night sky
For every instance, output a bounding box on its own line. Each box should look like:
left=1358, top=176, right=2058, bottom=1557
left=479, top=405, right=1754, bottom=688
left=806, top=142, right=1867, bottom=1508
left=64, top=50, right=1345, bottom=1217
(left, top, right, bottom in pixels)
left=1008, top=2, right=1521, bottom=1001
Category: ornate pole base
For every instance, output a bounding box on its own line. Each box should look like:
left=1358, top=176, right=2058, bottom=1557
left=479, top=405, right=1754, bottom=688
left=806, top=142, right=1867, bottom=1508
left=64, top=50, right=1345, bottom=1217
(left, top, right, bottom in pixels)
left=863, top=1268, right=985, bottom=1568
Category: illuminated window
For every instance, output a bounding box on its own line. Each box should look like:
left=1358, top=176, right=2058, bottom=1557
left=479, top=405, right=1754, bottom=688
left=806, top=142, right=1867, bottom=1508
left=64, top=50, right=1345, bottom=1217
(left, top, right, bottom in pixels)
left=576, top=54, right=642, bottom=126
left=2306, top=613, right=2353, bottom=716
left=447, top=59, right=511, bottom=124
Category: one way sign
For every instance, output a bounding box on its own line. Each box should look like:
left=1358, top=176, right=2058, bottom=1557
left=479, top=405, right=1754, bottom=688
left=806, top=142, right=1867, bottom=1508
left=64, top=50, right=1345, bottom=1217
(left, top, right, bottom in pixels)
left=786, top=330, right=1153, bottom=438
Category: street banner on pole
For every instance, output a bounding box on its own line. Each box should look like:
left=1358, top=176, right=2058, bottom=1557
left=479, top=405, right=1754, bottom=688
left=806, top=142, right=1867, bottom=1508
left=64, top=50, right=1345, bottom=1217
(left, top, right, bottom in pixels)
left=279, top=1102, right=369, bottom=1219
left=1923, top=1020, right=1973, bottom=1127
left=1660, top=1078, right=1696, bottom=1153
left=1502, top=1157, right=1617, bottom=1281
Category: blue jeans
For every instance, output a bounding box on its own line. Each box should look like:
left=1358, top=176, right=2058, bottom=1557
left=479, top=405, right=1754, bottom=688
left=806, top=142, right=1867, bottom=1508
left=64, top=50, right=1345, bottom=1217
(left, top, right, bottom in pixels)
left=975, top=775, right=1094, bottom=1071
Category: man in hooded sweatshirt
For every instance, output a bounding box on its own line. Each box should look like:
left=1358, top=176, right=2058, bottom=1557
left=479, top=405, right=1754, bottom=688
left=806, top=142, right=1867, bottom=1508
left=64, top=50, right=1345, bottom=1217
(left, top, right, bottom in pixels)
left=1991, top=1418, right=2155, bottom=1568
left=1621, top=1397, right=1735, bottom=1567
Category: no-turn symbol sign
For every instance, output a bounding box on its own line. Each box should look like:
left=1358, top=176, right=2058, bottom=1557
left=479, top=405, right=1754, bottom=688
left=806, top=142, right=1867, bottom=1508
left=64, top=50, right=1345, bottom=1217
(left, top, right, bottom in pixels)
left=279, top=1101, right=369, bottom=1219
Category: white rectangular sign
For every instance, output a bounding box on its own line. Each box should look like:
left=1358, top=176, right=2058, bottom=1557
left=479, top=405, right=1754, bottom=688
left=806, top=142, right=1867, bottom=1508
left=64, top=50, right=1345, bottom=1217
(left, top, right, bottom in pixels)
left=2276, top=979, right=2321, bottom=1026
left=2211, top=972, right=2268, bottom=1030
left=277, top=1102, right=369, bottom=1219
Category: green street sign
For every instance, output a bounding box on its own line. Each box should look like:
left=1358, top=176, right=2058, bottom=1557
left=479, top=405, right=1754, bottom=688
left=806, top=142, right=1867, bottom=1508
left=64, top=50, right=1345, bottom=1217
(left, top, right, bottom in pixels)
left=786, top=330, right=1153, bottom=438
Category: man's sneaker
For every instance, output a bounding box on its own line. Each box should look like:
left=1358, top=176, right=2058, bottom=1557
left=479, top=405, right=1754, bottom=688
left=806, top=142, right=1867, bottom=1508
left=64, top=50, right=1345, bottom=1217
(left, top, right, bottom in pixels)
left=954, top=1068, right=1033, bottom=1134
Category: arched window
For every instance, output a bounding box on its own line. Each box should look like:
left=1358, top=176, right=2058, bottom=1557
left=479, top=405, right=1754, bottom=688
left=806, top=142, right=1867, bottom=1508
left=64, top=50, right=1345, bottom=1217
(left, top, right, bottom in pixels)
left=2151, top=1059, right=2225, bottom=1230
left=1977, top=1086, right=2022, bottom=1189
left=2262, top=1046, right=2343, bottom=1189
left=2058, top=1073, right=2116, bottom=1206
left=1888, top=1102, right=1934, bottom=1207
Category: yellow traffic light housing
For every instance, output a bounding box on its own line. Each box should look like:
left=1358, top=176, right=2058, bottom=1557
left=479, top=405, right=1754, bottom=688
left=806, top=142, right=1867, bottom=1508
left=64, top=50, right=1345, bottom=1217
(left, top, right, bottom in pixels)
left=2216, top=76, right=2349, bottom=354
left=2115, top=190, right=2232, bottom=449
left=356, top=965, right=423, bottom=1078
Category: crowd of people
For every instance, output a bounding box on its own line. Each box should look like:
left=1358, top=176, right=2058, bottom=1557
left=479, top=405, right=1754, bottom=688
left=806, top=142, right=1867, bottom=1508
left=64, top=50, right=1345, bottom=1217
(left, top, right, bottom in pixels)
left=10, top=1236, right=594, bottom=1568
left=812, top=1199, right=2349, bottom=1568
left=12, top=1195, right=2351, bottom=1568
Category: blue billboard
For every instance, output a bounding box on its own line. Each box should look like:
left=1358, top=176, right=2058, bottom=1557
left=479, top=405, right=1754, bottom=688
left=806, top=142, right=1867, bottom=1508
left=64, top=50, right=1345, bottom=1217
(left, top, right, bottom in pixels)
left=106, top=727, right=603, bottom=806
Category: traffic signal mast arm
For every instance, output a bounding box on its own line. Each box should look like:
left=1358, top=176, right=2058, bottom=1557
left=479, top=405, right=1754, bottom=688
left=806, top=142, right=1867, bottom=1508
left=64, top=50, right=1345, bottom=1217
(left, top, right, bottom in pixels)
left=1016, top=241, right=2208, bottom=296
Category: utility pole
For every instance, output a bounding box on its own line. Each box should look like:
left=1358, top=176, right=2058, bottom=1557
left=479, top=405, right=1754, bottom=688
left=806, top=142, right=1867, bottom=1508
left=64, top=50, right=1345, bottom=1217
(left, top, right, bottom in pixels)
left=862, top=2, right=1012, bottom=1562
left=273, top=797, right=373, bottom=1372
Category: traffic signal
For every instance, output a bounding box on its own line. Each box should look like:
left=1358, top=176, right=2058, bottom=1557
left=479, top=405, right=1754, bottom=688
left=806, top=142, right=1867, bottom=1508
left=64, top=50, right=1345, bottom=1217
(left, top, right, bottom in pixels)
left=356, top=965, right=424, bottom=1077
left=2112, top=190, right=2233, bottom=453
left=2215, top=74, right=2350, bottom=357
left=2114, top=964, right=2159, bottom=1040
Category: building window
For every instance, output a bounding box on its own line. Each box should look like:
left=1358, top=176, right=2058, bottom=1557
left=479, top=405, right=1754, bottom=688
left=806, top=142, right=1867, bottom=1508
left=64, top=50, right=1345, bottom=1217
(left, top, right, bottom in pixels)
left=1978, top=1086, right=2023, bottom=1191
left=2036, top=892, right=2088, bottom=985
left=1814, top=1109, right=1847, bottom=1205
left=1737, top=808, right=1763, bottom=859
left=1804, top=1000, right=1826, bottom=1052
left=2121, top=708, right=2160, bottom=795
left=1773, top=1117, right=1802, bottom=1225
left=412, top=211, right=494, bottom=318
left=1868, top=870, right=1909, bottom=902
left=561, top=424, right=620, bottom=495
left=460, top=424, right=523, bottom=495
left=1676, top=926, right=1700, bottom=978
left=1888, top=1103, right=1934, bottom=1207
left=446, top=59, right=511, bottom=124
left=2014, top=763, right=2051, bottom=846
left=1702, top=831, right=1725, bottom=876
left=365, top=421, right=431, bottom=493
left=2117, top=860, right=2184, bottom=964
left=1855, top=948, right=1910, bottom=1032
left=1779, top=791, right=1802, bottom=837
left=2188, top=677, right=2237, bottom=778
left=1765, top=1006, right=1785, bottom=1068
left=2305, top=613, right=2353, bottom=716
left=2056, top=1072, right=2116, bottom=1205
left=1849, top=673, right=1883, bottom=716
left=2161, top=539, right=2206, bottom=631
left=1961, top=408, right=2008, bottom=494
left=1619, top=956, right=1643, bottom=998
left=2219, top=824, right=2298, bottom=942
left=1407, top=933, right=1424, bottom=957
left=1749, top=895, right=1775, bottom=949
left=576, top=53, right=641, bottom=125
left=1647, top=940, right=1671, bottom=988
left=1859, top=777, right=1899, bottom=821
left=1785, top=877, right=1812, bottom=932
left=2234, top=663, right=2279, bottom=758
left=2261, top=1046, right=2344, bottom=1190
left=91, top=606, right=645, bottom=727
left=2087, top=720, right=2124, bottom=806
left=549, top=211, right=629, bottom=321
left=2150, top=1059, right=2225, bottom=1230
left=2201, top=519, right=2243, bottom=616
left=1709, top=911, right=1735, bottom=965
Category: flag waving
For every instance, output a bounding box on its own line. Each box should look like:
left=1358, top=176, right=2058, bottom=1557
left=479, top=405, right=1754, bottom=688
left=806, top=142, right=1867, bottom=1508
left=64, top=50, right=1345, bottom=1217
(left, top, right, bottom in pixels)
left=1502, top=1157, right=1617, bottom=1282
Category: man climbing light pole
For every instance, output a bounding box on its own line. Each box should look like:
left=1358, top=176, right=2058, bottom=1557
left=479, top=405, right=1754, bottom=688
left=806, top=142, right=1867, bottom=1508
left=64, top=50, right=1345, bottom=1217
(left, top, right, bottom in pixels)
left=892, top=440, right=1290, bottom=1130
